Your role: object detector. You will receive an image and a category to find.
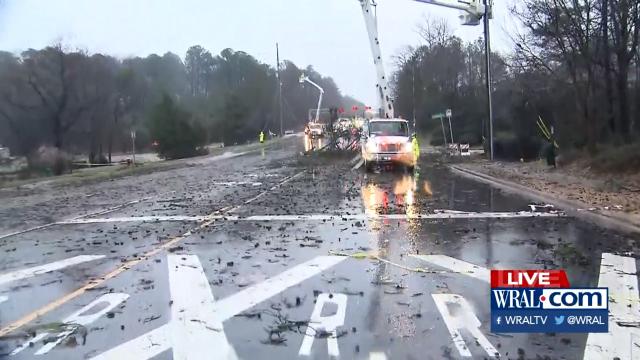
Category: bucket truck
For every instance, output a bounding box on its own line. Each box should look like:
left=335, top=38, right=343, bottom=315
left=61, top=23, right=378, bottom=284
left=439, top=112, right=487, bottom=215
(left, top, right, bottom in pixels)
left=300, top=74, right=326, bottom=137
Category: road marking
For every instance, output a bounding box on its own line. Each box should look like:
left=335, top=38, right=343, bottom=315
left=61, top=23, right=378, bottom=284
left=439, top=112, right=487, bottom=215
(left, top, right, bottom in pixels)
left=0, top=295, right=7, bottom=304
left=432, top=294, right=499, bottom=358
left=92, top=255, right=344, bottom=359
left=0, top=255, right=105, bottom=286
left=211, top=181, right=262, bottom=186
left=0, top=171, right=303, bottom=338
left=584, top=253, right=640, bottom=360
left=369, top=352, right=387, bottom=360
left=299, top=293, right=348, bottom=357
left=56, top=210, right=564, bottom=225
left=352, top=158, right=364, bottom=170
left=59, top=216, right=210, bottom=225
left=215, top=256, right=346, bottom=322
left=9, top=293, right=129, bottom=356
left=0, top=195, right=159, bottom=241
left=91, top=323, right=169, bottom=360
left=0, top=224, right=57, bottom=242
left=236, top=171, right=306, bottom=208
left=167, top=255, right=237, bottom=360
left=411, top=255, right=490, bottom=282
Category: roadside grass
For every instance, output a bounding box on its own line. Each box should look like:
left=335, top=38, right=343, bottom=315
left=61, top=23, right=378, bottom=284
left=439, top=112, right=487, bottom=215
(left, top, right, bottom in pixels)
left=0, top=137, right=291, bottom=190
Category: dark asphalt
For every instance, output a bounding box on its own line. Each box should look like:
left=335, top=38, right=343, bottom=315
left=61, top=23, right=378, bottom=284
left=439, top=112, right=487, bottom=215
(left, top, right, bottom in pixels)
left=0, top=135, right=639, bottom=360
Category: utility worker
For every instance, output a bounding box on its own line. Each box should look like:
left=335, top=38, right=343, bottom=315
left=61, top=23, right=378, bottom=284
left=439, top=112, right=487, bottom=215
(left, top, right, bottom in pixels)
left=546, top=127, right=557, bottom=168
left=412, top=133, right=420, bottom=162
left=259, top=131, right=265, bottom=144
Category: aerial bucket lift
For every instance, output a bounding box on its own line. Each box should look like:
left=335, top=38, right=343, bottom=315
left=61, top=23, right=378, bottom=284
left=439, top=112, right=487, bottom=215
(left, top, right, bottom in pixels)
left=357, top=0, right=489, bottom=119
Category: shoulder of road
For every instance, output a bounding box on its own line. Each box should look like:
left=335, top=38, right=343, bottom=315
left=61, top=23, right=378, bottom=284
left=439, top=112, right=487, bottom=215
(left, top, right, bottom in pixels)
left=451, top=161, right=640, bottom=234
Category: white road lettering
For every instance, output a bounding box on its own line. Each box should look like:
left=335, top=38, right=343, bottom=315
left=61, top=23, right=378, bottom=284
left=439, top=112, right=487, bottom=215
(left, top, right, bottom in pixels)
left=298, top=293, right=348, bottom=357
left=432, top=294, right=499, bottom=358
left=0, top=255, right=106, bottom=286
left=11, top=293, right=129, bottom=356
left=214, top=256, right=346, bottom=322
left=584, top=253, right=640, bottom=360
left=91, top=255, right=345, bottom=359
left=411, top=255, right=490, bottom=282
left=168, top=255, right=237, bottom=360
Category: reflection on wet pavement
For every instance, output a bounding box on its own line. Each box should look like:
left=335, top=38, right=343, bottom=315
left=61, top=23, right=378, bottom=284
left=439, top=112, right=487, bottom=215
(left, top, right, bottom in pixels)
left=304, top=135, right=324, bottom=152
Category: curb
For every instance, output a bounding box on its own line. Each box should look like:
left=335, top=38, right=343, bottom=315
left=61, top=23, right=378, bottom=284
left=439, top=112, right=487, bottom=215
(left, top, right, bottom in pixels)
left=449, top=164, right=640, bottom=235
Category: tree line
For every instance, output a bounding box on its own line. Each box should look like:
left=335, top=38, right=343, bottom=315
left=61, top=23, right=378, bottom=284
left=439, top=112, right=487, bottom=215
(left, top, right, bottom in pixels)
left=0, top=44, right=359, bottom=163
left=393, top=1, right=639, bottom=161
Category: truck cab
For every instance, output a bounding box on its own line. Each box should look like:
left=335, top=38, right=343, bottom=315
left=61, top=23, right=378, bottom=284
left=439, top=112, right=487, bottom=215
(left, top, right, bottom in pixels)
left=361, top=118, right=415, bottom=172
left=307, top=122, right=324, bottom=138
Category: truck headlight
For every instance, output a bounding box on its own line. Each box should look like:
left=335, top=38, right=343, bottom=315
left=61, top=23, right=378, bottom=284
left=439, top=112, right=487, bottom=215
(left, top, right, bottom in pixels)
left=402, top=142, right=413, bottom=153
left=366, top=141, right=377, bottom=153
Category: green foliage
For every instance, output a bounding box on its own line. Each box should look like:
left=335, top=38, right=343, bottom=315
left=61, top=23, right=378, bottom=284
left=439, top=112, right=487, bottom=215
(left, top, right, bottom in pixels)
left=147, top=94, right=207, bottom=159
left=215, top=93, right=249, bottom=145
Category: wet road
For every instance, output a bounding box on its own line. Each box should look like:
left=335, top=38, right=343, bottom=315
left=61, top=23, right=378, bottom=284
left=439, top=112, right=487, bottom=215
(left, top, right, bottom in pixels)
left=0, top=135, right=639, bottom=359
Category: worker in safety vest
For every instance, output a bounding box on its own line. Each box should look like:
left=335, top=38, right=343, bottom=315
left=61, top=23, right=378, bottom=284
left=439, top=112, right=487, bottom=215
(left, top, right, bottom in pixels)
left=412, top=133, right=419, bottom=161
left=259, top=131, right=265, bottom=144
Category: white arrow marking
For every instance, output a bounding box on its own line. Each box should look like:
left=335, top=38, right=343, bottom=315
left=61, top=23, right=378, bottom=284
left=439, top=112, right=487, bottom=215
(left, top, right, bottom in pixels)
left=432, top=294, right=499, bottom=358
left=584, top=253, right=640, bottom=360
left=0, top=255, right=105, bottom=286
left=298, top=293, right=348, bottom=357
left=11, top=293, right=129, bottom=356
left=411, top=255, right=490, bottom=282
left=91, top=255, right=346, bottom=359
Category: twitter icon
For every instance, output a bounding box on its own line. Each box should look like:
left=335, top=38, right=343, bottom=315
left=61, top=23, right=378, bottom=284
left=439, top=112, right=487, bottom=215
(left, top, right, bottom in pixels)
left=554, top=316, right=565, bottom=325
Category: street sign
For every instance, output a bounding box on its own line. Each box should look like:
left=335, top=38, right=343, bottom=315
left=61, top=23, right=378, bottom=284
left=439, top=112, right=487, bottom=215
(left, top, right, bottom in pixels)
left=446, top=109, right=452, bottom=118
left=432, top=113, right=445, bottom=119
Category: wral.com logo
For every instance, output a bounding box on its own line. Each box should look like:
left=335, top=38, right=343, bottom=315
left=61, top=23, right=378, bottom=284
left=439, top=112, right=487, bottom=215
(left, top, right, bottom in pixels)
left=490, top=270, right=609, bottom=333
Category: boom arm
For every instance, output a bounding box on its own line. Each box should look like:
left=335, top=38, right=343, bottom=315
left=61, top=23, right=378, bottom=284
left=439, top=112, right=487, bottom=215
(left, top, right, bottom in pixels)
left=357, top=0, right=488, bottom=119
left=358, top=0, right=394, bottom=119
left=299, top=74, right=325, bottom=123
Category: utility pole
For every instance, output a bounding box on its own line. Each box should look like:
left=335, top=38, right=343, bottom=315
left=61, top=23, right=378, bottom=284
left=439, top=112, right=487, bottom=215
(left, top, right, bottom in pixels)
left=412, top=60, right=416, bottom=128
left=446, top=109, right=454, bottom=144
left=276, top=43, right=283, bottom=136
left=131, top=130, right=136, bottom=166
left=483, top=0, right=494, bottom=160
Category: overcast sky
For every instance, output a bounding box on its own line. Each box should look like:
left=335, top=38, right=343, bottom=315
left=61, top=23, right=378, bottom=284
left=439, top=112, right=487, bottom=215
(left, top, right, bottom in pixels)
left=0, top=0, right=519, bottom=106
